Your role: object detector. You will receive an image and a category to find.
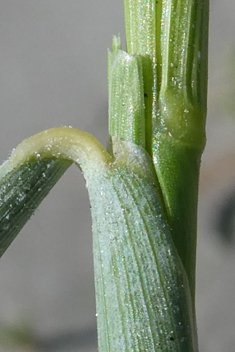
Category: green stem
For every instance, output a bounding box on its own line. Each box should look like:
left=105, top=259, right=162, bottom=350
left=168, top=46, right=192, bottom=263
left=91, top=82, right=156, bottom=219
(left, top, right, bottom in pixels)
left=123, top=0, right=209, bottom=298
left=154, top=0, right=209, bottom=297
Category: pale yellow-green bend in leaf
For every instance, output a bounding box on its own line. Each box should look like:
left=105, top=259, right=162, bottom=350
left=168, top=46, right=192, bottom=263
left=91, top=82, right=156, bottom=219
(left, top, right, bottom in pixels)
left=0, top=127, right=112, bottom=176
left=0, top=127, right=113, bottom=257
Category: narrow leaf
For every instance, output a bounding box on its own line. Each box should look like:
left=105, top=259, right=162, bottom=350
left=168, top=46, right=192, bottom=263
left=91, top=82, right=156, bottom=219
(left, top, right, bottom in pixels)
left=0, top=157, right=71, bottom=257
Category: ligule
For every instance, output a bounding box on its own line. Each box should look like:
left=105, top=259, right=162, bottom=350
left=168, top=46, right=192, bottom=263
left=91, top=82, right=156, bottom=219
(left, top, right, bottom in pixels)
left=108, top=40, right=146, bottom=150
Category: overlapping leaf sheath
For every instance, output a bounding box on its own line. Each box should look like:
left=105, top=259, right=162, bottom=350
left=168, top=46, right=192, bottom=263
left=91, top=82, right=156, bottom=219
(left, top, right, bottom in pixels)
left=87, top=141, right=198, bottom=351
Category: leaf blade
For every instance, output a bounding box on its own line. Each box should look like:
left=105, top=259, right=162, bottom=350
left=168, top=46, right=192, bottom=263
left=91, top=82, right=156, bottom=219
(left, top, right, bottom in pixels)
left=0, top=158, right=71, bottom=257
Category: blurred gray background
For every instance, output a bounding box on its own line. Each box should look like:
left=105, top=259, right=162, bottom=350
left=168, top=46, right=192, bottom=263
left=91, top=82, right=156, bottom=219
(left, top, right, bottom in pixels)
left=0, top=1, right=234, bottom=351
